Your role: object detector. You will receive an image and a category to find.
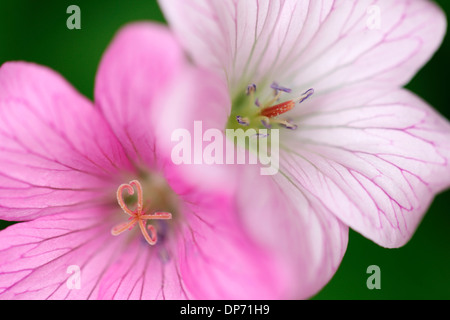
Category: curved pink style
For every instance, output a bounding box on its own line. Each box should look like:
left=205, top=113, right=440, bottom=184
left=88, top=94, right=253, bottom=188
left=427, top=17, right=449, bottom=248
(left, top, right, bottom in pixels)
left=112, top=180, right=172, bottom=245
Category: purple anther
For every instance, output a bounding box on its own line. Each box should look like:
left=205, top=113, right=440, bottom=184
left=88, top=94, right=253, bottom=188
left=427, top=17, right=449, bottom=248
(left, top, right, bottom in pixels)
left=279, top=120, right=298, bottom=130
left=271, top=82, right=292, bottom=94
left=298, top=88, right=314, bottom=104
left=287, top=123, right=298, bottom=130
left=255, top=98, right=260, bottom=107
left=236, top=115, right=250, bottom=126
left=252, top=133, right=270, bottom=139
left=261, top=118, right=272, bottom=129
left=246, top=84, right=257, bottom=95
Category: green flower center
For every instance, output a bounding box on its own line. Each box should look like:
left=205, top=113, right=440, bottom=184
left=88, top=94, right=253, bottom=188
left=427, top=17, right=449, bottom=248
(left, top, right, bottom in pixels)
left=226, top=82, right=314, bottom=134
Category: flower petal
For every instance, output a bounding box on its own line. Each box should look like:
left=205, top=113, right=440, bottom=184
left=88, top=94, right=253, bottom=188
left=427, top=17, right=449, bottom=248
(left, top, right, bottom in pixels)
left=232, top=164, right=349, bottom=299
left=179, top=188, right=296, bottom=299
left=95, top=22, right=187, bottom=168
left=150, top=65, right=234, bottom=192
left=0, top=62, right=130, bottom=221
left=160, top=0, right=446, bottom=94
left=0, top=208, right=123, bottom=299
left=97, top=237, right=192, bottom=300
left=284, top=86, right=450, bottom=247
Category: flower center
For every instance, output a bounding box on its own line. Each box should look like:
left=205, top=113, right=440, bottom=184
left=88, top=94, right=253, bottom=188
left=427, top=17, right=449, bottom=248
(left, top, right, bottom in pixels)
left=227, top=82, right=314, bottom=133
left=111, top=173, right=179, bottom=246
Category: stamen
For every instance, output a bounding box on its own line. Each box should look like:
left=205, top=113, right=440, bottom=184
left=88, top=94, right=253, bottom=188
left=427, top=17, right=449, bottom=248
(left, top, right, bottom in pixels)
left=246, top=83, right=257, bottom=95
left=271, top=82, right=292, bottom=94
left=276, top=119, right=298, bottom=130
left=112, top=180, right=172, bottom=246
left=236, top=115, right=250, bottom=126
left=293, top=88, right=314, bottom=104
left=260, top=117, right=271, bottom=129
left=255, top=98, right=260, bottom=107
left=252, top=133, right=269, bottom=139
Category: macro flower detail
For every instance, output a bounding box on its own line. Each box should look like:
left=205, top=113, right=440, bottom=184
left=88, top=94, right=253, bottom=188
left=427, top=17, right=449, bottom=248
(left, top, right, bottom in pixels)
left=159, top=0, right=450, bottom=297
left=233, top=82, right=314, bottom=131
left=1, top=0, right=449, bottom=301
left=0, top=23, right=291, bottom=299
left=112, top=180, right=172, bottom=246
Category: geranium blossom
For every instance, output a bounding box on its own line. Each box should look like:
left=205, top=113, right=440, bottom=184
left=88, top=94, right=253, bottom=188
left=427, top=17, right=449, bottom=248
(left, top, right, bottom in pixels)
left=159, top=0, right=450, bottom=260
left=0, top=23, right=298, bottom=299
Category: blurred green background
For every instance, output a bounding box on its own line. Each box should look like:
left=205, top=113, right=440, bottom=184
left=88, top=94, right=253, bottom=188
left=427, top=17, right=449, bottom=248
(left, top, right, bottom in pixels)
left=0, top=0, right=449, bottom=300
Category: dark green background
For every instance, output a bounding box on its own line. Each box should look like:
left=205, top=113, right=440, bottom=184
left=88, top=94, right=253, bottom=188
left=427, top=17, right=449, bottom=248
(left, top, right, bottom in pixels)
left=0, top=1, right=449, bottom=300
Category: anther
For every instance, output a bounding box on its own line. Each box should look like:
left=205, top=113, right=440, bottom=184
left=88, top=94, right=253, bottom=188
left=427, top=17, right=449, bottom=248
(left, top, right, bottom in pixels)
left=252, top=132, right=270, bottom=139
left=293, top=88, right=315, bottom=104
left=236, top=115, right=250, bottom=126
left=260, top=117, right=272, bottom=129
left=277, top=119, right=298, bottom=130
left=271, top=82, right=292, bottom=94
left=246, top=83, right=257, bottom=95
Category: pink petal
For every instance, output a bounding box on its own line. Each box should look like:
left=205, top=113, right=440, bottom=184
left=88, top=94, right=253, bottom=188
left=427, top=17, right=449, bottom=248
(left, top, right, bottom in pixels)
left=284, top=85, right=450, bottom=247
left=178, top=188, right=292, bottom=299
left=232, top=164, right=348, bottom=299
left=95, top=22, right=187, bottom=168
left=159, top=0, right=446, bottom=93
left=97, top=236, right=192, bottom=300
left=0, top=208, right=123, bottom=299
left=149, top=63, right=237, bottom=193
left=0, top=62, right=130, bottom=221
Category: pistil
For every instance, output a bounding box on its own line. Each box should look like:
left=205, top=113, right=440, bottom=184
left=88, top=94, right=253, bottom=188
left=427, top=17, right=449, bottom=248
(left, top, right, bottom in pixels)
left=111, top=180, right=172, bottom=246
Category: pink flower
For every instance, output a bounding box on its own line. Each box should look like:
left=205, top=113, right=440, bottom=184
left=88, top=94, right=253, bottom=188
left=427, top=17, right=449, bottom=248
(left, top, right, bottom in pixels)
left=0, top=23, right=291, bottom=299
left=158, top=0, right=450, bottom=295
